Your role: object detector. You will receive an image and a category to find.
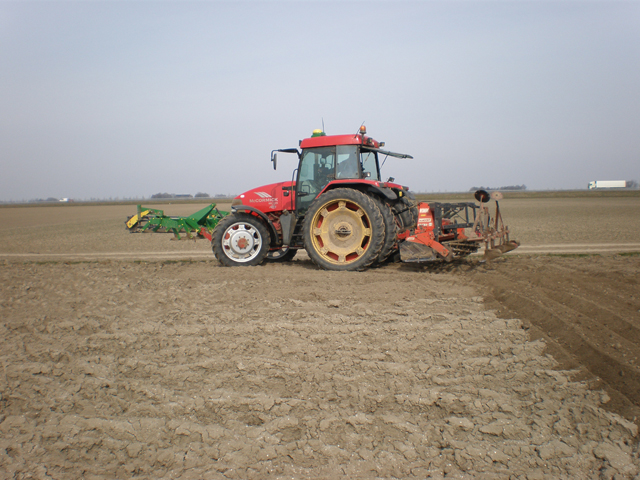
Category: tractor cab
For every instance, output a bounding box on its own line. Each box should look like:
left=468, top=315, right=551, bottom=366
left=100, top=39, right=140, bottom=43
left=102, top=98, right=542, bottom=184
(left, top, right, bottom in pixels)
left=272, top=126, right=412, bottom=214
left=296, top=142, right=381, bottom=212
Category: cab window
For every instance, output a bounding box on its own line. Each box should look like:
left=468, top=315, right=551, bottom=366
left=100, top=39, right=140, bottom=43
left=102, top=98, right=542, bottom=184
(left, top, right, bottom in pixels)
left=361, top=150, right=379, bottom=181
left=336, top=145, right=359, bottom=179
left=296, top=146, right=335, bottom=212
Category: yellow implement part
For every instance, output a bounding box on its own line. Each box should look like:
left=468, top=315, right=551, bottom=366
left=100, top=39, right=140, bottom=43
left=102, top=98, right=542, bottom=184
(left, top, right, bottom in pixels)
left=126, top=210, right=151, bottom=229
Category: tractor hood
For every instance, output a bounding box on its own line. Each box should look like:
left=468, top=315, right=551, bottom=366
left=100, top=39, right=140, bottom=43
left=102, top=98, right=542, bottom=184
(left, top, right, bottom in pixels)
left=233, top=181, right=295, bottom=213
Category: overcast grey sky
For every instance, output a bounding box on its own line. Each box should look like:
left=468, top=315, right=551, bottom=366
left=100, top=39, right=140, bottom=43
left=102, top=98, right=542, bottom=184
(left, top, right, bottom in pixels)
left=1, top=0, right=639, bottom=201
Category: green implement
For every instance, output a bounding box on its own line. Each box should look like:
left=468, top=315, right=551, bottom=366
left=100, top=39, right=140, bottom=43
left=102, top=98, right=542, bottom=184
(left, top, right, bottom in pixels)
left=125, top=204, right=229, bottom=240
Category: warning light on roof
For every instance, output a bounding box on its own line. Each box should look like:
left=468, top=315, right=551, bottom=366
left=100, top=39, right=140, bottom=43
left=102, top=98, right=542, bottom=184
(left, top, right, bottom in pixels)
left=359, top=125, right=367, bottom=135
left=311, top=129, right=326, bottom=137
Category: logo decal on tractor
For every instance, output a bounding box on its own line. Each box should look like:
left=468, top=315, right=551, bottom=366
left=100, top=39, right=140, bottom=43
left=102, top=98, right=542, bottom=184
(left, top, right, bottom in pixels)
left=249, top=191, right=278, bottom=207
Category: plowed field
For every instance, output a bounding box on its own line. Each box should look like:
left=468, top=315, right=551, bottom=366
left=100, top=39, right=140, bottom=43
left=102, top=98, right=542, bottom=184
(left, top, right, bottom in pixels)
left=1, top=194, right=640, bottom=479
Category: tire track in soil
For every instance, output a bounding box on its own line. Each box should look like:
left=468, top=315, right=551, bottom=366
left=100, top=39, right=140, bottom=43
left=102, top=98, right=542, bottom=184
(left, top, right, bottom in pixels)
left=461, top=254, right=640, bottom=423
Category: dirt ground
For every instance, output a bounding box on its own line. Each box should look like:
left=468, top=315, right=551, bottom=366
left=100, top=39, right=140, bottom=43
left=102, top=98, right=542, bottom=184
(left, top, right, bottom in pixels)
left=1, top=195, right=640, bottom=478
left=467, top=255, right=640, bottom=422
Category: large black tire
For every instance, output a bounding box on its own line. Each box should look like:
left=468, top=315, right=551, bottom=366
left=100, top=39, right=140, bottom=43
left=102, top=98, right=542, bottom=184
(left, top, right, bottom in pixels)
left=393, top=195, right=418, bottom=232
left=212, top=213, right=271, bottom=266
left=303, top=188, right=385, bottom=271
left=371, top=197, right=399, bottom=264
left=265, top=247, right=298, bottom=262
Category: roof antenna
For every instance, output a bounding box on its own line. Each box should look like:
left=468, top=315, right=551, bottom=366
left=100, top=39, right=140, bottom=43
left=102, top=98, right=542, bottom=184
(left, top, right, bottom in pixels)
left=322, top=118, right=325, bottom=134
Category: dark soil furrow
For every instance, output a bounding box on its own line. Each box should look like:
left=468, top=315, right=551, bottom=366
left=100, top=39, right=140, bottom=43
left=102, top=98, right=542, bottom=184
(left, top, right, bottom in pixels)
left=492, top=283, right=640, bottom=398
left=470, top=255, right=640, bottom=423
left=521, top=284, right=640, bottom=363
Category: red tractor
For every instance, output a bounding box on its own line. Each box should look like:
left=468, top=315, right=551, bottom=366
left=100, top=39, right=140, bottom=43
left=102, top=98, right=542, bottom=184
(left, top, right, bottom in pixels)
left=210, top=126, right=518, bottom=270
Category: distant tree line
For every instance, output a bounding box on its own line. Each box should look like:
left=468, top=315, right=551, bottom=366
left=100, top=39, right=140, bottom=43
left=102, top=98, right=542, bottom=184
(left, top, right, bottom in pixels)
left=5, top=193, right=234, bottom=204
left=469, top=184, right=527, bottom=192
left=150, top=192, right=213, bottom=199
left=29, top=197, right=61, bottom=203
left=148, top=192, right=237, bottom=199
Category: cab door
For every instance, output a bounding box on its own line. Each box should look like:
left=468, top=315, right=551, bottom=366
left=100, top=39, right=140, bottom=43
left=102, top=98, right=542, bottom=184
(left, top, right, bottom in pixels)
left=295, top=146, right=335, bottom=214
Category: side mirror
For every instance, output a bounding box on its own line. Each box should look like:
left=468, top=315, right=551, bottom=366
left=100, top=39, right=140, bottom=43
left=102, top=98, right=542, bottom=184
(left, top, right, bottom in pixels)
left=271, top=148, right=298, bottom=170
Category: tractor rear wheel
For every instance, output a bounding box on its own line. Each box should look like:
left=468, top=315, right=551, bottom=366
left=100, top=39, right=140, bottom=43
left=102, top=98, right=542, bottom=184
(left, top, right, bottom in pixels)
left=303, top=188, right=385, bottom=271
left=212, top=213, right=271, bottom=266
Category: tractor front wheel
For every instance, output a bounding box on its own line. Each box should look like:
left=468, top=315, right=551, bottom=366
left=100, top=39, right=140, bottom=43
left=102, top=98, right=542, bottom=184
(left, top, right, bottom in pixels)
left=303, top=188, right=385, bottom=271
left=212, top=213, right=271, bottom=266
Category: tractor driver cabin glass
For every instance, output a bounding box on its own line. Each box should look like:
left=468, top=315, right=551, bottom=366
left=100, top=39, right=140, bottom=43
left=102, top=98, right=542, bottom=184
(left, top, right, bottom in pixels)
left=296, top=146, right=335, bottom=213
left=336, top=145, right=360, bottom=179
left=360, top=150, right=380, bottom=181
left=296, top=145, right=379, bottom=213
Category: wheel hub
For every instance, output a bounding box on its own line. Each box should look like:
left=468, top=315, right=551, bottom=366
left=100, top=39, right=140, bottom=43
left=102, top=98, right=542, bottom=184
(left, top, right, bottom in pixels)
left=229, top=230, right=254, bottom=255
left=334, top=222, right=352, bottom=238
left=236, top=237, right=249, bottom=250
